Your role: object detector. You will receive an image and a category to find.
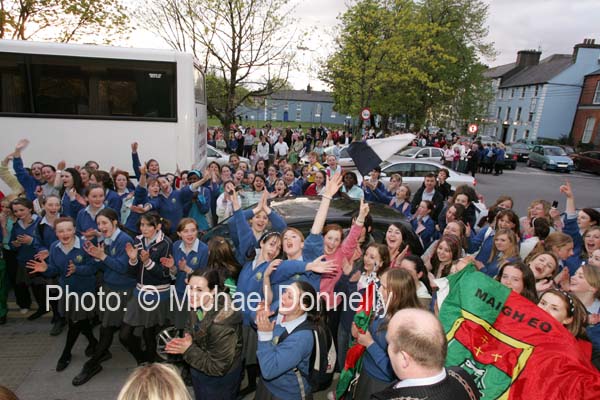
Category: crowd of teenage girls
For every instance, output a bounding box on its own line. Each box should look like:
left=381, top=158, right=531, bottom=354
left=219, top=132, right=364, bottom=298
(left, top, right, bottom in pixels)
left=1, top=132, right=600, bottom=400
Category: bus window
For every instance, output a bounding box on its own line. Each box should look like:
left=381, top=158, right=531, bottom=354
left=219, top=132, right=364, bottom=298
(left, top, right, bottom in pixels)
left=0, top=54, right=29, bottom=113
left=194, top=68, right=206, bottom=105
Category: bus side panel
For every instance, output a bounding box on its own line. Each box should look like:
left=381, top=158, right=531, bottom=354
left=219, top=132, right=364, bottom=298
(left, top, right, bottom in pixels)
left=194, top=103, right=208, bottom=170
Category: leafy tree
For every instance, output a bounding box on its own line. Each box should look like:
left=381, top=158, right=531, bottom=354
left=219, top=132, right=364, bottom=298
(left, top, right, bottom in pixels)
left=0, top=0, right=129, bottom=43
left=137, top=0, right=297, bottom=129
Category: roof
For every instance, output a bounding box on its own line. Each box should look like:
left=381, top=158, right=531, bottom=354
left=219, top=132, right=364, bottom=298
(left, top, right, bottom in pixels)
left=585, top=68, right=600, bottom=77
left=499, top=54, right=573, bottom=88
left=270, top=89, right=333, bottom=103
left=483, top=62, right=516, bottom=79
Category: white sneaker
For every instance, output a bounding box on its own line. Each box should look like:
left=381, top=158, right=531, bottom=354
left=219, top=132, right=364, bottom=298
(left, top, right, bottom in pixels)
left=20, top=308, right=30, bottom=314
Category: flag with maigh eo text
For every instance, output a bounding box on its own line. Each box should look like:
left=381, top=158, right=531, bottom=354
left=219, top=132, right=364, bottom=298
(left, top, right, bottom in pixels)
left=439, top=265, right=600, bottom=400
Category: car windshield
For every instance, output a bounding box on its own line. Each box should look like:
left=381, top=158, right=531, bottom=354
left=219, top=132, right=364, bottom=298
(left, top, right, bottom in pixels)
left=544, top=147, right=567, bottom=156
left=398, top=147, right=420, bottom=156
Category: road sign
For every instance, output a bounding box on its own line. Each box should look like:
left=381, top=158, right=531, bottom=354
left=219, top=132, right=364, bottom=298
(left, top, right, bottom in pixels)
left=360, top=108, right=371, bottom=121
left=468, top=124, right=478, bottom=134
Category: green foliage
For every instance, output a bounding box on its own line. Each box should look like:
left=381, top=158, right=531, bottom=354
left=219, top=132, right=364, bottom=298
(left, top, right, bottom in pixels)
left=321, top=0, right=495, bottom=130
left=137, top=0, right=297, bottom=130
left=0, top=0, right=130, bottom=43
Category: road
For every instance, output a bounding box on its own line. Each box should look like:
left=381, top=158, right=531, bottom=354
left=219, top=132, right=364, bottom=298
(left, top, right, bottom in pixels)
left=472, top=163, right=599, bottom=216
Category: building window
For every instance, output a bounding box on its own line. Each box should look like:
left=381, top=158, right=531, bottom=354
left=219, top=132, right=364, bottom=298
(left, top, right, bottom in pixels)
left=296, top=103, right=301, bottom=111
left=516, top=107, right=522, bottom=121
left=528, top=112, right=534, bottom=122
left=295, top=110, right=301, bottom=121
left=331, top=111, right=336, bottom=119
left=521, top=87, right=526, bottom=98
left=510, top=88, right=515, bottom=98
left=271, top=111, right=277, bottom=120
left=510, top=128, right=518, bottom=143
left=497, top=107, right=502, bottom=119
left=534, top=85, right=539, bottom=97
left=494, top=126, right=498, bottom=136
left=499, top=90, right=504, bottom=100
left=505, top=107, right=511, bottom=121
left=594, top=82, right=600, bottom=104
left=582, top=117, right=596, bottom=143
left=284, top=102, right=289, bottom=111
left=524, top=130, right=530, bottom=139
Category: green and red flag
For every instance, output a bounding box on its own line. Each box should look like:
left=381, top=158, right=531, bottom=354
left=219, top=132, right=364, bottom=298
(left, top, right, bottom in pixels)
left=439, top=265, right=600, bottom=399
left=336, top=280, right=377, bottom=399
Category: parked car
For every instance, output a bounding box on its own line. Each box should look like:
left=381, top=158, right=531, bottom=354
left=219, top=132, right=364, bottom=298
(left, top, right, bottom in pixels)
left=527, top=145, right=574, bottom=172
left=559, top=145, right=576, bottom=156
left=201, top=196, right=424, bottom=256
left=355, top=159, right=476, bottom=193
left=570, top=151, right=600, bottom=174
left=509, top=142, right=531, bottom=162
left=392, top=146, right=445, bottom=162
left=503, top=147, right=518, bottom=170
left=207, top=144, right=250, bottom=167
left=301, top=144, right=354, bottom=168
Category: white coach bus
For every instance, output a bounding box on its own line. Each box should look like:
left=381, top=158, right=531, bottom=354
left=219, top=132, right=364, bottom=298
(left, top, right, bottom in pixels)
left=0, top=39, right=207, bottom=178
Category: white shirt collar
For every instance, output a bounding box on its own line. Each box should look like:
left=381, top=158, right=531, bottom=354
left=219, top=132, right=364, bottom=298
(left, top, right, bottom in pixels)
left=57, top=237, right=82, bottom=255
left=179, top=238, right=200, bottom=255
left=394, top=368, right=446, bottom=389
left=589, top=299, right=600, bottom=314
left=84, top=205, right=104, bottom=218
left=17, top=214, right=39, bottom=229
left=277, top=313, right=307, bottom=334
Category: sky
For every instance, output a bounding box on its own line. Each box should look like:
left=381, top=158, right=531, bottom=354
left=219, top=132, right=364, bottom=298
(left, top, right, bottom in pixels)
left=130, top=0, right=600, bottom=91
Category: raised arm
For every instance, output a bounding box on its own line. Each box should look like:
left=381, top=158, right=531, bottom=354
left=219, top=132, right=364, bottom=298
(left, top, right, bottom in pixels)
left=310, top=172, right=343, bottom=235
left=131, top=142, right=141, bottom=181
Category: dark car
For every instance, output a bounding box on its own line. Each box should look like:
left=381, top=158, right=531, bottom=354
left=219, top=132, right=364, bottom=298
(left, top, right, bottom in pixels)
left=509, top=142, right=530, bottom=162
left=201, top=196, right=424, bottom=256
left=570, top=151, right=600, bottom=174
left=503, top=147, right=518, bottom=170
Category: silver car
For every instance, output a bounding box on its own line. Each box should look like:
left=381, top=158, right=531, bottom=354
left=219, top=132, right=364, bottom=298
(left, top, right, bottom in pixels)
left=206, top=144, right=250, bottom=167
left=356, top=160, right=476, bottom=193
left=391, top=146, right=445, bottom=162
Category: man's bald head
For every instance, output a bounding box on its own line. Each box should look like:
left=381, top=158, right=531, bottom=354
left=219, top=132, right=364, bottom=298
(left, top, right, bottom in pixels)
left=387, top=308, right=447, bottom=372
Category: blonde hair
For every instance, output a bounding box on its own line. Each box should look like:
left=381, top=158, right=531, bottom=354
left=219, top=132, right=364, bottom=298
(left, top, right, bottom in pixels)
left=117, top=364, right=191, bottom=400
left=543, top=232, right=574, bottom=256
left=582, top=264, right=600, bottom=300
left=488, top=229, right=519, bottom=263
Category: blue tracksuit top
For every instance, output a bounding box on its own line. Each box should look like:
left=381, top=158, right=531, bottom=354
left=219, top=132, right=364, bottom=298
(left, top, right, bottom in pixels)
left=172, top=238, right=209, bottom=298
left=412, top=216, right=436, bottom=249
left=469, top=226, right=495, bottom=263
left=10, top=215, right=42, bottom=265
left=390, top=200, right=412, bottom=218
left=98, top=229, right=136, bottom=290
left=43, top=238, right=97, bottom=294
left=563, top=215, right=585, bottom=275
left=156, top=186, right=194, bottom=234
left=257, top=317, right=313, bottom=399
left=362, top=315, right=395, bottom=382
left=37, top=217, right=58, bottom=250
left=372, top=186, right=394, bottom=205
left=75, top=205, right=110, bottom=239
left=361, top=181, right=384, bottom=203
left=60, top=191, right=84, bottom=219
left=104, top=189, right=122, bottom=219
left=183, top=186, right=211, bottom=230
left=12, top=157, right=43, bottom=201
left=123, top=186, right=160, bottom=234
left=228, top=208, right=287, bottom=253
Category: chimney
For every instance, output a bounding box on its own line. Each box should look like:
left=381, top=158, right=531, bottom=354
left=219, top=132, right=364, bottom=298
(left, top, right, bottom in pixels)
left=573, top=38, right=600, bottom=61
left=516, top=50, right=541, bottom=67
left=307, top=84, right=312, bottom=93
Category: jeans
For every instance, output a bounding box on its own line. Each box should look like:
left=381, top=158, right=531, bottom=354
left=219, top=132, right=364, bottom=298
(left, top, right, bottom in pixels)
left=337, top=323, right=352, bottom=371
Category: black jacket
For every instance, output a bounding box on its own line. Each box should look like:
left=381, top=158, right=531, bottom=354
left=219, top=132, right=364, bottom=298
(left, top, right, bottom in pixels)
left=411, top=187, right=445, bottom=221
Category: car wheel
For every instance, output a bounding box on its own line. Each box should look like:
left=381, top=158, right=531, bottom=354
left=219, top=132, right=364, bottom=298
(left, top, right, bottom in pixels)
left=542, top=163, right=548, bottom=171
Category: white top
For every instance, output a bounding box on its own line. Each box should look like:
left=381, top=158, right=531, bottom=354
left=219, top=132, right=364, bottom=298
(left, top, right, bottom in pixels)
left=394, top=368, right=446, bottom=389
left=274, top=141, right=289, bottom=157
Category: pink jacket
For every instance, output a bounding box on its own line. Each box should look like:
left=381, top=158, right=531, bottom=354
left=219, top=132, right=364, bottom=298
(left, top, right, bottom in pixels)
left=320, top=223, right=362, bottom=309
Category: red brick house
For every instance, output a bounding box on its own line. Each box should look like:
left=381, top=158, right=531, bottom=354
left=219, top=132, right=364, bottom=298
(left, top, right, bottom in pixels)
left=571, top=69, right=600, bottom=147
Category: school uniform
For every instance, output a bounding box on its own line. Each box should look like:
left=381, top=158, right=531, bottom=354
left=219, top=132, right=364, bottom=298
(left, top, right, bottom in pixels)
left=123, top=231, right=173, bottom=328
left=411, top=215, right=435, bottom=249
left=12, top=157, right=43, bottom=201
left=171, top=238, right=209, bottom=329
left=61, top=191, right=84, bottom=219
left=104, top=189, right=122, bottom=219
left=562, top=214, right=585, bottom=275
left=256, top=313, right=314, bottom=400
left=184, top=186, right=212, bottom=231
left=156, top=187, right=195, bottom=235
left=123, top=186, right=160, bottom=235
left=10, top=215, right=42, bottom=289
left=43, top=238, right=97, bottom=322
left=37, top=216, right=62, bottom=321
left=354, top=316, right=395, bottom=399
left=97, top=229, right=136, bottom=327
left=75, top=205, right=106, bottom=241
left=228, top=209, right=287, bottom=258
left=468, top=226, right=495, bottom=263
left=372, top=186, right=394, bottom=205
left=361, top=181, right=385, bottom=203
left=118, top=190, right=134, bottom=226
left=389, top=199, right=412, bottom=218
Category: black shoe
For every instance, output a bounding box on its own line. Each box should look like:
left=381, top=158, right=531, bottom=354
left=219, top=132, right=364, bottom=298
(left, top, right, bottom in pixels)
left=98, top=351, right=112, bottom=364
left=72, top=363, right=103, bottom=386
left=85, top=340, right=98, bottom=357
left=27, top=309, right=48, bottom=321
left=49, top=318, right=66, bottom=336
left=56, top=354, right=72, bottom=372
left=0, top=315, right=6, bottom=325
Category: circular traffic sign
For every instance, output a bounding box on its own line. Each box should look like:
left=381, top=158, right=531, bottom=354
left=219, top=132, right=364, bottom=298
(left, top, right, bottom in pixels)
left=360, top=108, right=371, bottom=121
left=468, top=123, right=478, bottom=134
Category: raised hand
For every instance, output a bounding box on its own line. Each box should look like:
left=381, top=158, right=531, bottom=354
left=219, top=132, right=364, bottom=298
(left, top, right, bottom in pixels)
left=324, top=172, right=343, bottom=198
left=26, top=259, right=48, bottom=274
left=160, top=255, right=175, bottom=269
left=165, top=333, right=193, bottom=354
left=255, top=307, right=275, bottom=333
left=57, top=160, right=66, bottom=171
left=138, top=164, right=147, bottom=176
left=178, top=258, right=191, bottom=274
left=559, top=179, right=573, bottom=198
left=125, top=242, right=138, bottom=261
left=66, top=260, right=77, bottom=277
left=131, top=142, right=138, bottom=153
left=15, top=138, right=30, bottom=152
left=307, top=256, right=337, bottom=274
left=265, top=259, right=282, bottom=278
left=35, top=250, right=49, bottom=261
left=358, top=198, right=370, bottom=220
left=140, top=250, right=150, bottom=265
left=84, top=242, right=105, bottom=260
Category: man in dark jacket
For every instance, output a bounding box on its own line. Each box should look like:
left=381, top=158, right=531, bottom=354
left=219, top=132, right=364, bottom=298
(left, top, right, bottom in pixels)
left=411, top=173, right=444, bottom=220
left=371, top=308, right=480, bottom=400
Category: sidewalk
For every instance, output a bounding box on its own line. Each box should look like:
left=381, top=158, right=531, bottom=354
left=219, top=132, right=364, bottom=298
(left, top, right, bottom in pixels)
left=0, top=302, right=337, bottom=400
